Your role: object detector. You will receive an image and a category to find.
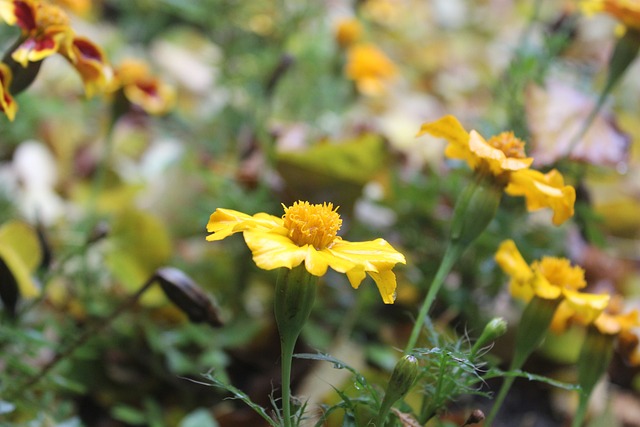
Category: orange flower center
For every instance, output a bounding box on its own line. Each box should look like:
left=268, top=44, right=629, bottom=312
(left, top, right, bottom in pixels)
left=283, top=201, right=342, bottom=249
left=487, top=132, right=527, bottom=159
left=36, top=3, right=70, bottom=29
left=533, top=257, right=586, bottom=290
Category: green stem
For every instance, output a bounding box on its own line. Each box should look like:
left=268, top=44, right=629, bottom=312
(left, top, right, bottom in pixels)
left=404, top=242, right=462, bottom=353
left=280, top=333, right=296, bottom=427
left=572, top=393, right=589, bottom=427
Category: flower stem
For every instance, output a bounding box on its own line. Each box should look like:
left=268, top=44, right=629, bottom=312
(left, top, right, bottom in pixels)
left=274, top=265, right=317, bottom=426
left=280, top=333, right=297, bottom=427
left=404, top=242, right=462, bottom=353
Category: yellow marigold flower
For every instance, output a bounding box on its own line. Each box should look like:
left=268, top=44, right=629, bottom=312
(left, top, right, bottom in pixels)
left=495, top=239, right=608, bottom=310
left=206, top=201, right=406, bottom=304
left=582, top=0, right=640, bottom=30
left=0, top=62, right=17, bottom=121
left=0, top=0, right=72, bottom=67
left=418, top=115, right=576, bottom=225
left=593, top=295, right=640, bottom=335
left=345, top=43, right=397, bottom=96
left=335, top=18, right=363, bottom=48
left=110, top=59, right=176, bottom=115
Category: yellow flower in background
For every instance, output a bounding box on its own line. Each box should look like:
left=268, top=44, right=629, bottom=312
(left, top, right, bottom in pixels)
left=110, top=59, right=176, bottom=115
left=335, top=18, right=363, bottom=48
left=52, top=0, right=90, bottom=16
left=345, top=43, right=397, bottom=96
left=418, top=115, right=576, bottom=225
left=495, top=240, right=609, bottom=322
left=0, top=0, right=71, bottom=67
left=206, top=201, right=406, bottom=304
left=582, top=0, right=640, bottom=30
left=0, top=62, right=17, bottom=121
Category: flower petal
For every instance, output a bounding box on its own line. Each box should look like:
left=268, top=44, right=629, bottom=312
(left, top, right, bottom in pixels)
left=205, top=208, right=282, bottom=241
left=506, top=168, right=576, bottom=225
left=368, top=269, right=398, bottom=304
left=495, top=239, right=533, bottom=282
left=328, top=238, right=406, bottom=272
left=417, top=115, right=472, bottom=164
left=468, top=130, right=532, bottom=174
left=562, top=288, right=610, bottom=324
left=243, top=230, right=307, bottom=270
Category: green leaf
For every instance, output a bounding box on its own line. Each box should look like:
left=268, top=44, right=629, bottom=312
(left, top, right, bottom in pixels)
left=111, top=404, right=147, bottom=424
left=0, top=220, right=42, bottom=299
left=105, top=209, right=172, bottom=305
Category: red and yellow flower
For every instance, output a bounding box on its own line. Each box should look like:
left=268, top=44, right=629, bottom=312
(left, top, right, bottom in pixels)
left=418, top=115, right=576, bottom=225
left=206, top=201, right=406, bottom=304
left=60, top=35, right=109, bottom=97
left=110, top=59, right=176, bottom=115
left=0, top=0, right=71, bottom=67
left=0, top=62, right=17, bottom=121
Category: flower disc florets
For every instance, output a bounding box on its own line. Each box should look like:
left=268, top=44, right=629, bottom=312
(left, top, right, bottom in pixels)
left=283, top=201, right=342, bottom=249
left=533, top=257, right=586, bottom=291
left=487, top=132, right=527, bottom=159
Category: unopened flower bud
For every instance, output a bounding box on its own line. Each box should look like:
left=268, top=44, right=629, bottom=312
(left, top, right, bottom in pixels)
left=379, top=355, right=419, bottom=417
left=471, top=317, right=507, bottom=357
left=463, top=409, right=485, bottom=426
left=450, top=176, right=502, bottom=248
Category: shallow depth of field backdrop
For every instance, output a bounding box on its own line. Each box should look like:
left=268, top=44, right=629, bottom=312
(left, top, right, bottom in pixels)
left=1, top=0, right=640, bottom=426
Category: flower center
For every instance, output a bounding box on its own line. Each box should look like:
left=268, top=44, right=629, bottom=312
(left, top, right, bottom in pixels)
left=283, top=201, right=342, bottom=249
left=487, top=132, right=527, bottom=159
left=36, top=3, right=70, bottom=29
left=533, top=257, right=586, bottom=290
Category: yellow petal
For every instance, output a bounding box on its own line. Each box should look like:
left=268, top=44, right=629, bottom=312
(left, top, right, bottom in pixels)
left=495, top=240, right=533, bottom=282
left=243, top=230, right=307, bottom=270
left=595, top=309, right=640, bottom=335
left=562, top=289, right=610, bottom=324
left=346, top=267, right=367, bottom=289
left=369, top=269, right=397, bottom=304
left=531, top=272, right=562, bottom=300
left=550, top=300, right=576, bottom=333
left=506, top=168, right=576, bottom=225
left=328, top=238, right=406, bottom=272
left=206, top=208, right=282, bottom=241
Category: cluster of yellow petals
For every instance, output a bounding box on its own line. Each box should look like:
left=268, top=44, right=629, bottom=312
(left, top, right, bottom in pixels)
left=345, top=43, right=397, bottom=96
left=495, top=240, right=610, bottom=325
left=582, top=0, right=640, bottom=30
left=110, top=59, right=176, bottom=115
left=417, top=115, right=576, bottom=225
left=206, top=201, right=406, bottom=304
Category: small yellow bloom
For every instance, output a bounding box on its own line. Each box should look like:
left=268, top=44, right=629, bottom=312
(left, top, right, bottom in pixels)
left=335, top=18, right=363, bottom=48
left=0, top=62, right=17, bottom=121
left=418, top=115, right=576, bottom=225
left=206, top=201, right=406, bottom=304
left=345, top=43, right=397, bottom=96
left=582, top=0, right=640, bottom=30
left=495, top=239, right=606, bottom=304
left=60, top=35, right=110, bottom=97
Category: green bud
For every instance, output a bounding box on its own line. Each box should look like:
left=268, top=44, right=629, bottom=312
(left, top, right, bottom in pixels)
left=471, top=317, right=508, bottom=357
left=577, top=326, right=615, bottom=401
left=450, top=175, right=502, bottom=248
left=512, top=296, right=561, bottom=369
left=376, top=355, right=420, bottom=424
left=274, top=264, right=317, bottom=345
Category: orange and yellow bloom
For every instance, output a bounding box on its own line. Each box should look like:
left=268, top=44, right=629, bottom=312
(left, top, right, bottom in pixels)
left=495, top=239, right=610, bottom=318
left=345, top=43, right=397, bottom=96
left=60, top=35, right=109, bottom=98
left=206, top=201, right=406, bottom=304
left=110, top=59, right=175, bottom=115
left=418, top=115, right=576, bottom=225
left=0, top=62, right=17, bottom=121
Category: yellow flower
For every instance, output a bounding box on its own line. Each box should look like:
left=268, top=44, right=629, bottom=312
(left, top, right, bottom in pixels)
left=335, top=18, right=363, bottom=48
left=593, top=295, right=640, bottom=335
left=418, top=115, right=576, bottom=225
left=345, top=43, right=397, bottom=96
left=582, top=0, right=640, bottom=30
left=110, top=59, right=176, bottom=115
left=0, top=62, right=17, bottom=121
left=60, top=35, right=110, bottom=97
left=495, top=240, right=609, bottom=323
left=206, top=201, right=406, bottom=304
